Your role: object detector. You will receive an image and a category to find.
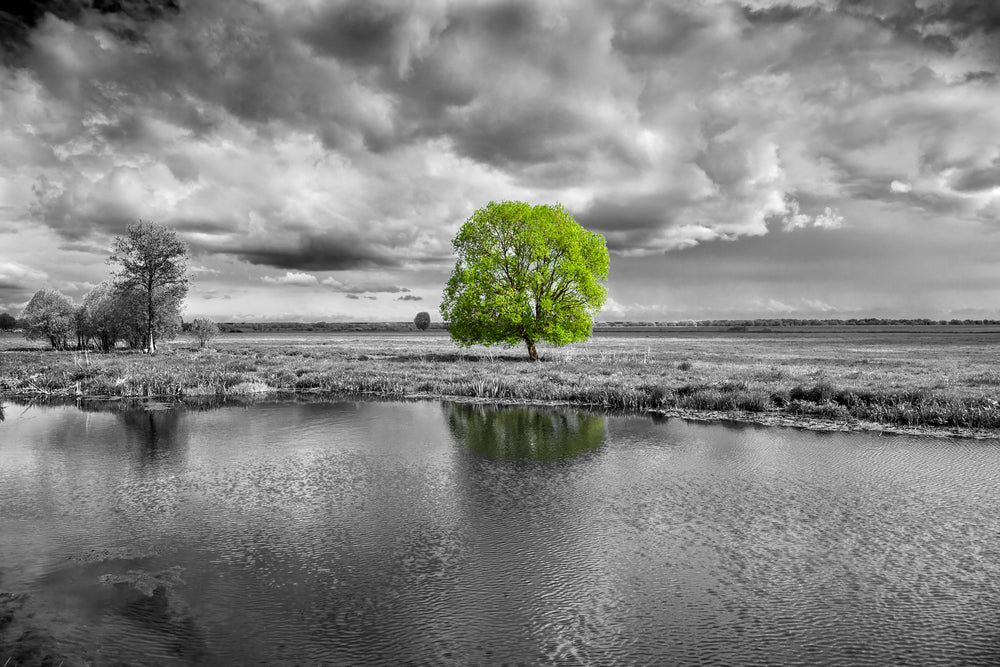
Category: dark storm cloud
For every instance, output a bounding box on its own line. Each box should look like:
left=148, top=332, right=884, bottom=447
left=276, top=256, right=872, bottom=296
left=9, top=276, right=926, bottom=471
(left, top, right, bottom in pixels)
left=3, top=0, right=1000, bottom=320
left=312, top=1, right=646, bottom=170
left=15, top=0, right=398, bottom=157
left=741, top=4, right=816, bottom=26
left=577, top=196, right=670, bottom=234
left=233, top=235, right=399, bottom=272
left=838, top=0, right=1000, bottom=40
left=0, top=0, right=180, bottom=63
left=611, top=2, right=715, bottom=58
left=949, top=161, right=1000, bottom=192
left=299, top=1, right=409, bottom=67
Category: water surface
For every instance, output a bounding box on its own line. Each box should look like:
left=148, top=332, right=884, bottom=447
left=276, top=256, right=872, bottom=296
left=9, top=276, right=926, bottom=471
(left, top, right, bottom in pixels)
left=2, top=399, right=999, bottom=665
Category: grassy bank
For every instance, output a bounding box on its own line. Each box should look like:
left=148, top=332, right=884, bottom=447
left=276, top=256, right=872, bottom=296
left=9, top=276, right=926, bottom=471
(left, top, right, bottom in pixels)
left=2, top=329, right=999, bottom=436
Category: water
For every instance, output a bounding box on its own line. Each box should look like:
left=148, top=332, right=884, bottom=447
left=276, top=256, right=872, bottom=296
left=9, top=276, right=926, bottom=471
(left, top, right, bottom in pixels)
left=2, top=398, right=1000, bottom=665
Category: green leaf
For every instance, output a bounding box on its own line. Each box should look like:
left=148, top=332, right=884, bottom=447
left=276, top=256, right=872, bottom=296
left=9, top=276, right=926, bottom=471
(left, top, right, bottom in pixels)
left=440, top=201, right=609, bottom=358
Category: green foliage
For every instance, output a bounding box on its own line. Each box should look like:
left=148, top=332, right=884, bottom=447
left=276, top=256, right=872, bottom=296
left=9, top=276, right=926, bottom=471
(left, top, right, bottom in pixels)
left=109, top=221, right=188, bottom=353
left=20, top=289, right=76, bottom=349
left=0, top=312, right=17, bottom=330
left=440, top=201, right=608, bottom=360
left=414, top=311, right=431, bottom=331
left=445, top=402, right=606, bottom=460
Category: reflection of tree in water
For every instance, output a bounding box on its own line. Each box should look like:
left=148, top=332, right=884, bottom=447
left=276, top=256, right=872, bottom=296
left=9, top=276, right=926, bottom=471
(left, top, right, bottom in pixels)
left=119, top=408, right=186, bottom=463
left=445, top=402, right=605, bottom=461
left=78, top=401, right=188, bottom=464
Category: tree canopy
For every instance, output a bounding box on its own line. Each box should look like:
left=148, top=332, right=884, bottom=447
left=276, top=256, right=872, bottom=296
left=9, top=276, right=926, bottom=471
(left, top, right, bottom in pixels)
left=190, top=318, right=219, bottom=348
left=108, top=221, right=188, bottom=353
left=20, top=289, right=75, bottom=349
left=414, top=311, right=431, bottom=331
left=440, top=201, right=608, bottom=360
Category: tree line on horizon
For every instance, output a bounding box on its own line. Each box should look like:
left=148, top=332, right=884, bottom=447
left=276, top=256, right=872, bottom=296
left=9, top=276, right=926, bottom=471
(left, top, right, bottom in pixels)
left=7, top=310, right=999, bottom=338
left=162, top=317, right=1000, bottom=335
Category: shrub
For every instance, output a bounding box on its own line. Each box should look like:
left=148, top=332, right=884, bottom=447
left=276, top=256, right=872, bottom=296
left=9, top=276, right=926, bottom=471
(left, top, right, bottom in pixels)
left=190, top=318, right=220, bottom=349
left=790, top=382, right=835, bottom=404
left=20, top=289, right=76, bottom=350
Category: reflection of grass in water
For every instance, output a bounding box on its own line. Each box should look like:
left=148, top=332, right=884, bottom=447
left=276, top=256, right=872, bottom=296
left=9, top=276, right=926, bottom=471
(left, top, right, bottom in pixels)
left=445, top=402, right=605, bottom=461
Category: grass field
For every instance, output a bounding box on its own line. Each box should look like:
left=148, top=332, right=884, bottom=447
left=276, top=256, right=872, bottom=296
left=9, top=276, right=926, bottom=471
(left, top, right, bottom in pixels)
left=1, top=327, right=999, bottom=436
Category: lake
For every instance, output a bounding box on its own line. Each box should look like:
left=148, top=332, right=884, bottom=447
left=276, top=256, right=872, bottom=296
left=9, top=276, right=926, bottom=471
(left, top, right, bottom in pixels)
left=2, top=398, right=999, bottom=665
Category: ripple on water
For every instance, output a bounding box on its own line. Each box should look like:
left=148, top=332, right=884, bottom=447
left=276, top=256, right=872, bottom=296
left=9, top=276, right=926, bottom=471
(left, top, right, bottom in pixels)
left=3, top=401, right=1000, bottom=665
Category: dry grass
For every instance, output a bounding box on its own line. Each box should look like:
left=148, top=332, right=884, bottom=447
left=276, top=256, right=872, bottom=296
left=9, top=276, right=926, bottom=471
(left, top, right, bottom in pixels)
left=2, top=328, right=999, bottom=432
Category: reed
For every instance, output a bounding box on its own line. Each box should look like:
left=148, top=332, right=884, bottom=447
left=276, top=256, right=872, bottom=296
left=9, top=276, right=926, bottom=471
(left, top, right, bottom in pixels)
left=2, top=330, right=998, bottom=435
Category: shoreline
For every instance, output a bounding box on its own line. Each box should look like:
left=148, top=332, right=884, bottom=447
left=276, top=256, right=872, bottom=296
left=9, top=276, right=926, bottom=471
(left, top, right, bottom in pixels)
left=4, top=387, right=998, bottom=441
left=3, top=330, right=999, bottom=439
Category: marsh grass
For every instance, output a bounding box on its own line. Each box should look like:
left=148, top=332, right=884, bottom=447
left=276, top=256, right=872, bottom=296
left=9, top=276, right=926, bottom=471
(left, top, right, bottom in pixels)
left=1, top=330, right=998, bottom=432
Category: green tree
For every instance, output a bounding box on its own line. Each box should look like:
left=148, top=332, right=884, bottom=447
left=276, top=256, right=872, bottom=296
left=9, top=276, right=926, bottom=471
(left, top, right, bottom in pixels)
left=20, top=289, right=76, bottom=350
left=0, top=312, right=16, bottom=330
left=108, top=221, right=188, bottom=353
left=414, top=311, right=430, bottom=331
left=440, top=201, right=608, bottom=360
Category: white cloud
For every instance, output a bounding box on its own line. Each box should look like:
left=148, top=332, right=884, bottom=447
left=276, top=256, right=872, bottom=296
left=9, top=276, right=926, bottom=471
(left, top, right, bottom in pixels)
left=750, top=297, right=839, bottom=314
left=0, top=262, right=48, bottom=286
left=261, top=271, right=319, bottom=287
left=780, top=199, right=845, bottom=231
left=890, top=180, right=913, bottom=193
left=813, top=207, right=844, bottom=229
left=600, top=296, right=627, bottom=317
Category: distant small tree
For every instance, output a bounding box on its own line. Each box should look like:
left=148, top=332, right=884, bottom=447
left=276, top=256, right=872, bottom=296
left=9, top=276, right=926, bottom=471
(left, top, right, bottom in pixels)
left=0, top=312, right=16, bottom=330
left=414, top=311, right=430, bottom=331
left=108, top=221, right=189, bottom=353
left=190, top=318, right=219, bottom=348
left=20, top=289, right=76, bottom=350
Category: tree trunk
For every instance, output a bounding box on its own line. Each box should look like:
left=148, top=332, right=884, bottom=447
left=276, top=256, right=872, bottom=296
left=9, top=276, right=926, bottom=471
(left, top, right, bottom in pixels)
left=525, top=339, right=538, bottom=361
left=146, top=277, right=156, bottom=354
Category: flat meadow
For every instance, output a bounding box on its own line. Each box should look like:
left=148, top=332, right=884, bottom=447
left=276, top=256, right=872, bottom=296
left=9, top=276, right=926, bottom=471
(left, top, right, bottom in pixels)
left=1, top=325, right=999, bottom=436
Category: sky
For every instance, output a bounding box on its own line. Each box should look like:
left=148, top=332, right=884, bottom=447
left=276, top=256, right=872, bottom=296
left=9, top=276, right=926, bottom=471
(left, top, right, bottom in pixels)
left=1, top=0, right=998, bottom=322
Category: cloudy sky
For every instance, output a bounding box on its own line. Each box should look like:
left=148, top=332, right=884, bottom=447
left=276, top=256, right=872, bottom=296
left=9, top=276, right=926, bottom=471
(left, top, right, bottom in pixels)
left=1, top=0, right=998, bottom=322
